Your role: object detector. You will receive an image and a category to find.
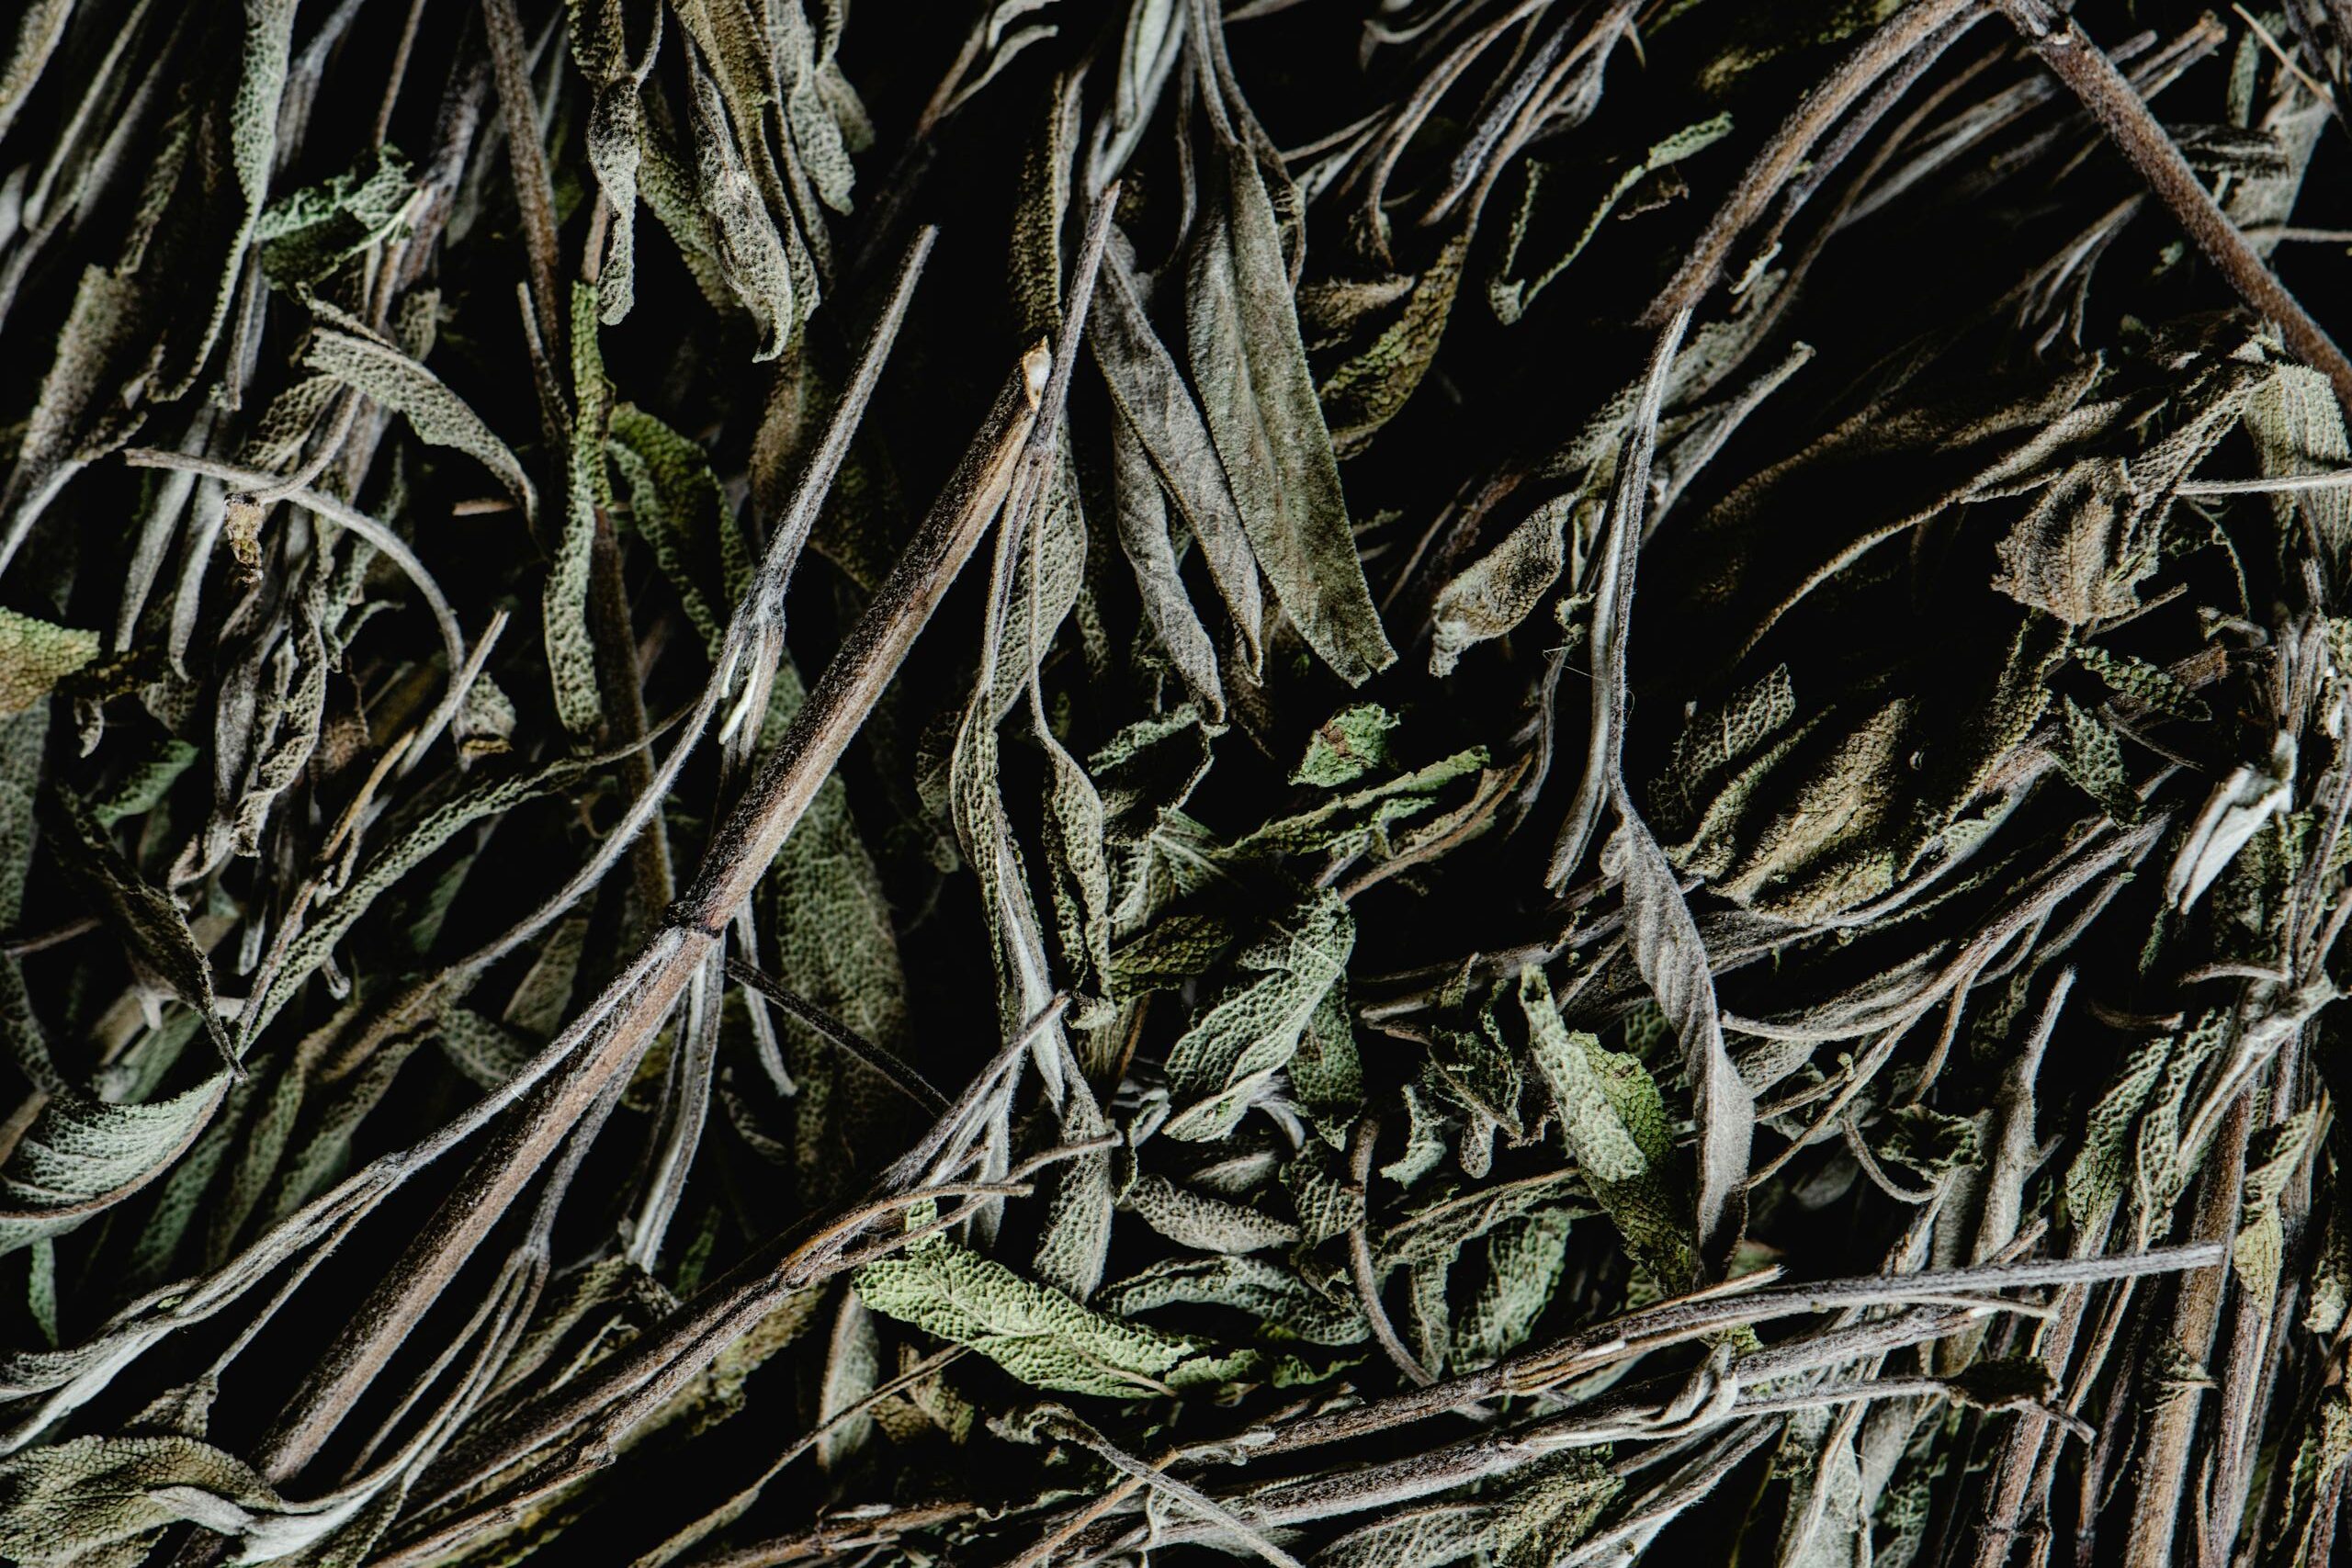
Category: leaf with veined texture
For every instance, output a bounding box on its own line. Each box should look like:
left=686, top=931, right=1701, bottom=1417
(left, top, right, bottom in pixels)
left=1776, top=1405, right=1869, bottom=1568
left=1291, top=980, right=1365, bottom=1145
left=1038, top=726, right=1115, bottom=1028
left=759, top=660, right=914, bottom=1208
left=547, top=282, right=610, bottom=738
left=0, top=610, right=96, bottom=719
left=1520, top=969, right=1693, bottom=1288
left=1451, top=1205, right=1572, bottom=1369
left=1429, top=492, right=1580, bottom=678
left=1496, top=1452, right=1622, bottom=1568
left=1119, top=1173, right=1300, bottom=1254
left=816, top=1292, right=880, bottom=1472
left=673, top=0, right=819, bottom=360
left=1602, top=803, right=1752, bottom=1279
left=857, top=1229, right=1201, bottom=1398
left=1188, top=136, right=1394, bottom=685
left=0, top=1076, right=228, bottom=1258
left=1293, top=704, right=1397, bottom=787
left=1100, top=1252, right=1367, bottom=1345
left=434, top=1007, right=535, bottom=1092
left=1161, top=890, right=1353, bottom=1141
left=608, top=403, right=748, bottom=658
left=1316, top=1502, right=1498, bottom=1568
left=255, top=147, right=415, bottom=287
left=0, top=1433, right=279, bottom=1565
left=2064, top=1038, right=2172, bottom=1227
left=0, top=713, right=51, bottom=1097
left=1488, top=115, right=1734, bottom=326
left=304, top=324, right=536, bottom=521
left=0, top=1, right=74, bottom=145
left=2236, top=1109, right=2317, bottom=1304
left=1378, top=1168, right=1583, bottom=1273
left=1092, top=232, right=1264, bottom=670
left=567, top=0, right=654, bottom=325
left=89, top=739, right=198, bottom=829
left=2243, top=361, right=2352, bottom=561
left=1227, top=748, right=1487, bottom=863
left=155, top=0, right=300, bottom=401
left=1109, top=402, right=1225, bottom=720
left=1319, top=225, right=1472, bottom=458
left=1031, top=1043, right=1116, bottom=1301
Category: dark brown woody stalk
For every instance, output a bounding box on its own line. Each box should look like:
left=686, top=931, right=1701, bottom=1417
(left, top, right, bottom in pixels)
left=1995, top=0, right=2352, bottom=417
left=252, top=231, right=964, bottom=1484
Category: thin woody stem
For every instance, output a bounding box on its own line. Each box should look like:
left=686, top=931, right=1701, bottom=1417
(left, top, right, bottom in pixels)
left=250, top=231, right=957, bottom=1486
left=1219, top=1241, right=2225, bottom=1464
left=1642, top=0, right=1979, bottom=324
left=295, top=356, right=1046, bottom=1495
left=392, top=205, right=1126, bottom=1523
left=1994, top=0, right=2352, bottom=417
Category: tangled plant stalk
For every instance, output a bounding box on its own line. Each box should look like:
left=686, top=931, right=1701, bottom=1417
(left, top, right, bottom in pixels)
left=0, top=1, right=2347, bottom=1564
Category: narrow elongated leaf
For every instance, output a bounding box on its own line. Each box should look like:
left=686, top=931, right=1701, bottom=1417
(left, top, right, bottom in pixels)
left=1162, top=890, right=1353, bottom=1141
left=1318, top=223, right=1473, bottom=457
left=44, top=787, right=233, bottom=1066
left=0, top=0, right=74, bottom=145
left=568, top=0, right=654, bottom=324
left=1187, top=140, right=1394, bottom=684
left=547, top=282, right=610, bottom=736
left=1092, top=234, right=1264, bottom=665
left=1520, top=971, right=1692, bottom=1286
left=1109, top=406, right=1225, bottom=718
left=608, top=402, right=741, bottom=655
left=1602, top=803, right=1752, bottom=1278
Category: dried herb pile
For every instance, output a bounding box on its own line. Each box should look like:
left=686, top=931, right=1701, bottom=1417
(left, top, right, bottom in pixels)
left=1, top=0, right=2351, bottom=1563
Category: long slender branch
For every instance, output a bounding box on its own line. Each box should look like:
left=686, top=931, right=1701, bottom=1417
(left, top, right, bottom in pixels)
left=277, top=355, right=1039, bottom=1485
left=1993, top=0, right=2352, bottom=416
left=248, top=233, right=960, bottom=1486
left=1216, top=1241, right=2225, bottom=1464
left=1642, top=0, right=1979, bottom=324
left=397, top=201, right=1123, bottom=1516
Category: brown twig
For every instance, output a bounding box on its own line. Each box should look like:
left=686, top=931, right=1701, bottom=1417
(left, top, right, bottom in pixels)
left=1642, top=0, right=1980, bottom=325
left=1206, top=1243, right=2224, bottom=1467
left=249, top=231, right=966, bottom=1486
left=389, top=202, right=1126, bottom=1514
left=1993, top=0, right=2352, bottom=418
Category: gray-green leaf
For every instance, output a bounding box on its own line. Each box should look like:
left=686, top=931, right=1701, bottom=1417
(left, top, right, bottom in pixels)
left=856, top=1233, right=1200, bottom=1398
left=1187, top=141, right=1395, bottom=684
left=0, top=1076, right=228, bottom=1257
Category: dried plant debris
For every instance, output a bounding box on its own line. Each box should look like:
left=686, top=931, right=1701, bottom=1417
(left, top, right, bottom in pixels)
left=6, top=1, right=2352, bottom=1564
